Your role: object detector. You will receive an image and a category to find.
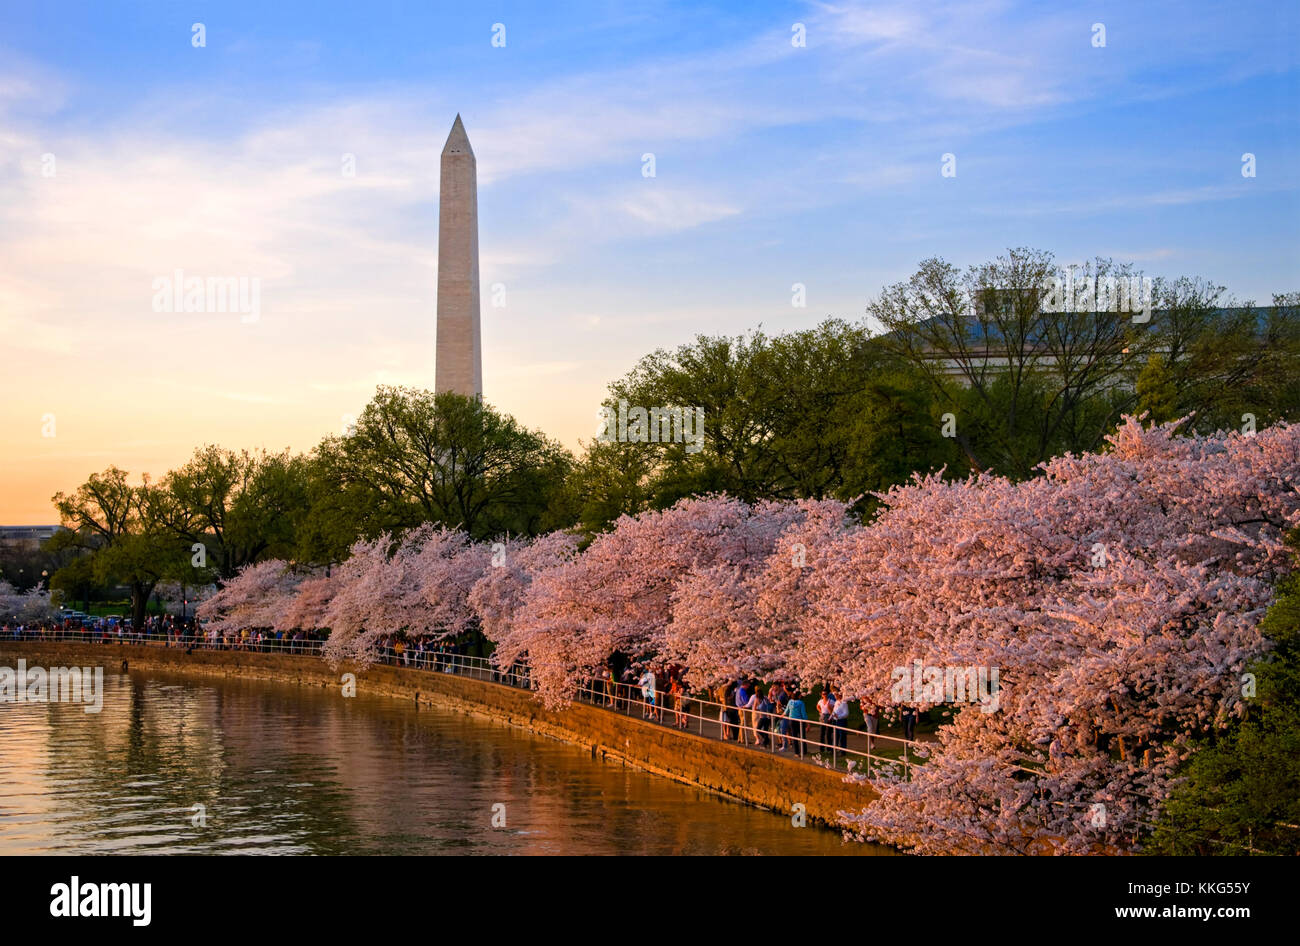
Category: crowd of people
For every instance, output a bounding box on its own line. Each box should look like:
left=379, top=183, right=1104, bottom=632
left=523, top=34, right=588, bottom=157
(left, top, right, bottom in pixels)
left=715, top=678, right=813, bottom=752
left=371, top=635, right=508, bottom=677
left=589, top=662, right=920, bottom=762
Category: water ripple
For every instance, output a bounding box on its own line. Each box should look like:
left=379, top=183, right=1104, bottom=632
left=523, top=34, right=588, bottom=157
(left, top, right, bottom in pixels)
left=0, top=670, right=888, bottom=855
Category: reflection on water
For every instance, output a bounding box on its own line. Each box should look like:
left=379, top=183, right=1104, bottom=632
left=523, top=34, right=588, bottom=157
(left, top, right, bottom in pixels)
left=0, top=671, right=890, bottom=855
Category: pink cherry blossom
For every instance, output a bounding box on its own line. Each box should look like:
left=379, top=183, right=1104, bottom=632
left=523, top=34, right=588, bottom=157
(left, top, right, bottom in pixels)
left=275, top=572, right=338, bottom=633
left=820, top=417, right=1299, bottom=853
left=321, top=526, right=490, bottom=666
left=513, top=496, right=804, bottom=705
left=470, top=531, right=579, bottom=671
left=198, top=559, right=301, bottom=633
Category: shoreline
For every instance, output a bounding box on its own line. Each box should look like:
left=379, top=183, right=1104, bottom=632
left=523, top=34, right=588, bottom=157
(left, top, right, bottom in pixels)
left=0, top=641, right=882, bottom=834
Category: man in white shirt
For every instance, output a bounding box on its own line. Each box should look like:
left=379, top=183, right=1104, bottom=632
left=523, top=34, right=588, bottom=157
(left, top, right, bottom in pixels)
left=831, top=690, right=851, bottom=752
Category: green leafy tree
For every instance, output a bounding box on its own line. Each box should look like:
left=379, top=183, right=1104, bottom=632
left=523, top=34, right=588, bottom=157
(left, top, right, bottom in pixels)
left=154, top=445, right=310, bottom=580
left=305, top=387, right=574, bottom=555
left=845, top=368, right=954, bottom=502
left=1174, top=286, right=1300, bottom=432
left=566, top=438, right=659, bottom=538
left=870, top=249, right=1150, bottom=478
left=46, top=554, right=105, bottom=613
left=608, top=329, right=776, bottom=502
left=50, top=468, right=191, bottom=630
left=296, top=444, right=382, bottom=566
left=1134, top=353, right=1180, bottom=424
left=581, top=320, right=964, bottom=529
left=602, top=320, right=953, bottom=511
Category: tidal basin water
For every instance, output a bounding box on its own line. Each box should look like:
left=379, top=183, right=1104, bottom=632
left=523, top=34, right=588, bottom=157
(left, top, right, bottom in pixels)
left=0, top=670, right=889, bottom=855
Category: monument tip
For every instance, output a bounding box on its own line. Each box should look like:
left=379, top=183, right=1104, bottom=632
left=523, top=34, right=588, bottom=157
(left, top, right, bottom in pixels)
left=443, top=114, right=473, bottom=157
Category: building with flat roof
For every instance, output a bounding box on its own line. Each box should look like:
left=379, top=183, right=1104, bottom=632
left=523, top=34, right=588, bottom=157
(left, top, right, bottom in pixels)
left=0, top=525, right=62, bottom=549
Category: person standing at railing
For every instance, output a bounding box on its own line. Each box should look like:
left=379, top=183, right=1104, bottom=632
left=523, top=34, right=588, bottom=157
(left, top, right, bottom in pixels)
left=771, top=682, right=789, bottom=749
left=638, top=666, right=658, bottom=721
left=900, top=705, right=917, bottom=742
left=864, top=703, right=879, bottom=753
left=831, top=689, right=850, bottom=753
left=755, top=687, right=775, bottom=747
left=745, top=684, right=764, bottom=745
left=816, top=689, right=834, bottom=754
left=668, top=676, right=687, bottom=729
left=717, top=682, right=735, bottom=740
left=772, top=681, right=789, bottom=737
left=650, top=667, right=662, bottom=722
left=733, top=680, right=751, bottom=744
left=784, top=688, right=808, bottom=756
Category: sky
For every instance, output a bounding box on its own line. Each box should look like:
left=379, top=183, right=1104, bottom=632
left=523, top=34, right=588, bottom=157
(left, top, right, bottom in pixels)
left=1, top=0, right=1297, bottom=523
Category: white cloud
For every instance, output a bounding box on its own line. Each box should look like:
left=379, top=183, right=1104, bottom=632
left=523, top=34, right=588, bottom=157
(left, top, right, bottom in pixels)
left=617, top=187, right=741, bottom=233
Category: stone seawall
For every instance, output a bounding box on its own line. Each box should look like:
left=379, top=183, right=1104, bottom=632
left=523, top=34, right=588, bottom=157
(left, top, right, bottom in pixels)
left=0, top=642, right=879, bottom=828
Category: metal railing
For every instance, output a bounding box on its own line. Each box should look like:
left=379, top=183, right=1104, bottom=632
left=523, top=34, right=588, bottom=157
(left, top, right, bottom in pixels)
left=3, top=626, right=328, bottom=655
left=569, top=675, right=919, bottom=777
left=359, top=644, right=914, bottom=774
left=4, top=629, right=922, bottom=778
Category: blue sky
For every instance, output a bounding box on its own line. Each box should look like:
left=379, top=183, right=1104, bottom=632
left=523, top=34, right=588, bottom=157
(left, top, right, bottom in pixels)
left=1, top=0, right=1297, bottom=521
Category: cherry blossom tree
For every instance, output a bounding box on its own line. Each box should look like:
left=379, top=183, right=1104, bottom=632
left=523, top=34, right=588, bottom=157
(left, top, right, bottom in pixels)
left=197, top=559, right=301, bottom=634
left=319, top=535, right=394, bottom=664
left=0, top=581, right=59, bottom=623
left=662, top=499, right=854, bottom=686
left=514, top=496, right=804, bottom=705
left=471, top=531, right=579, bottom=672
left=275, top=572, right=337, bottom=633
left=818, top=417, right=1300, bottom=854
left=405, top=524, right=491, bottom=638
left=321, top=526, right=489, bottom=667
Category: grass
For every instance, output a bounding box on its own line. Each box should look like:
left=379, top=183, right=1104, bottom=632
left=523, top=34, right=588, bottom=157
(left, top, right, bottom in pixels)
left=62, top=601, right=174, bottom=618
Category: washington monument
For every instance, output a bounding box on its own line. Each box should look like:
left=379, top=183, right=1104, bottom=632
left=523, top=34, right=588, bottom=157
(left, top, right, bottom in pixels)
left=435, top=114, right=483, bottom=398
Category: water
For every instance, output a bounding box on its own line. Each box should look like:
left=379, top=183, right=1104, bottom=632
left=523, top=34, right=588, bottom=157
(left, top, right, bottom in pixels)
left=0, top=670, right=888, bottom=855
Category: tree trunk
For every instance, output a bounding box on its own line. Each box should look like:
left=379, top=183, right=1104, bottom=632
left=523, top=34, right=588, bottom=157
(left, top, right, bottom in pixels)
left=131, top=582, right=156, bottom=636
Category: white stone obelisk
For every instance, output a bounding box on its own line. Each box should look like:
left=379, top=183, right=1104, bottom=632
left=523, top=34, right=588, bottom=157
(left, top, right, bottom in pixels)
left=435, top=114, right=483, bottom=398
